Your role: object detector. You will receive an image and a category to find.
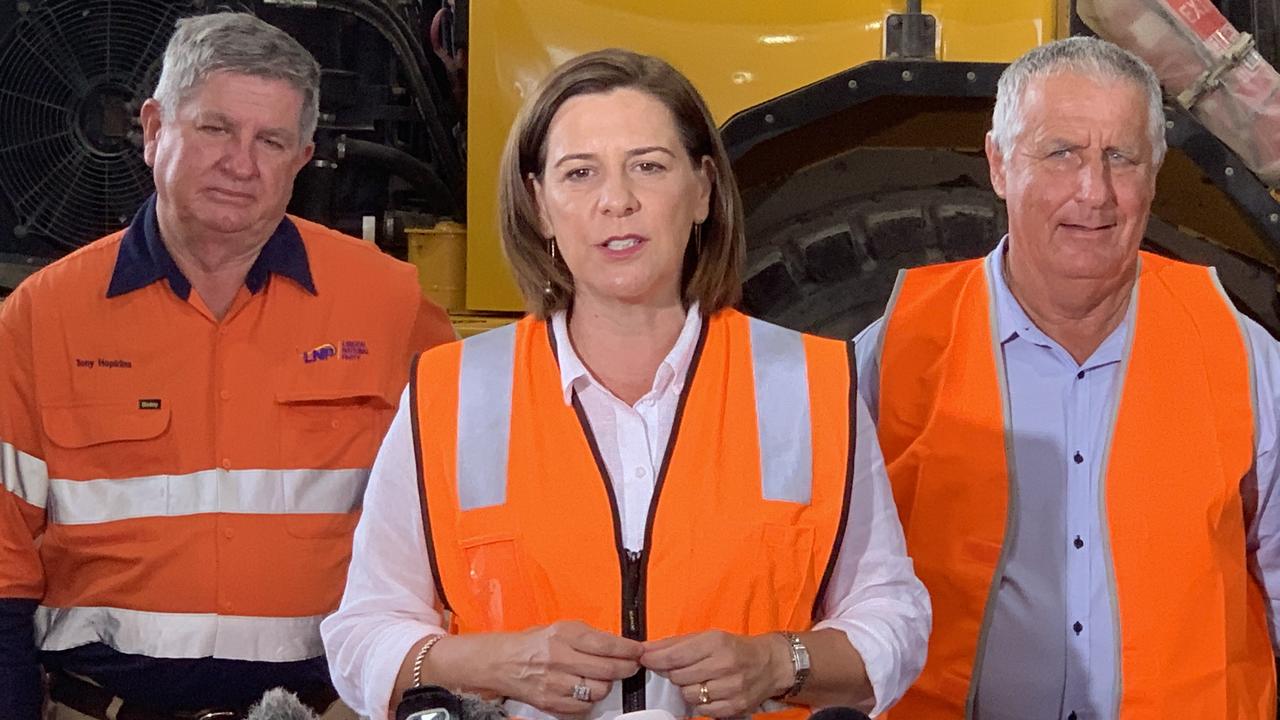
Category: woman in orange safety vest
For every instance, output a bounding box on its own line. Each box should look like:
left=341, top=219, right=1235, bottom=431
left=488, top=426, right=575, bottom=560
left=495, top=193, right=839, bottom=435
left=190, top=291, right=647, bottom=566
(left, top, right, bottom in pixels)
left=320, top=48, right=931, bottom=720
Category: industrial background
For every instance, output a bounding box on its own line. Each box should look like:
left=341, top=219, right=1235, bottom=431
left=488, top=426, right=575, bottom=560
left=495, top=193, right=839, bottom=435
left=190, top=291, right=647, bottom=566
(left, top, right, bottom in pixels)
left=0, top=0, right=1278, bottom=341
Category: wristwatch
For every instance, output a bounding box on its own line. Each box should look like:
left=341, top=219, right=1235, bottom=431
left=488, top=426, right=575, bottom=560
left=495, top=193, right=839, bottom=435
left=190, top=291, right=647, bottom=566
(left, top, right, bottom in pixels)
left=780, top=631, right=811, bottom=698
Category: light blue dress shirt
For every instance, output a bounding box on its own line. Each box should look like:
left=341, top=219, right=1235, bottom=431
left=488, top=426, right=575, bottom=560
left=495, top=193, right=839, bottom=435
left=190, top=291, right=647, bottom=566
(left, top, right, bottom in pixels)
left=855, top=238, right=1280, bottom=719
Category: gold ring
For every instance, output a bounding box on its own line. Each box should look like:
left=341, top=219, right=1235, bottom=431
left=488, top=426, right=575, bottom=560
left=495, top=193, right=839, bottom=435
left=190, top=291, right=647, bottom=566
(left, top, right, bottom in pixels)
left=698, top=681, right=710, bottom=705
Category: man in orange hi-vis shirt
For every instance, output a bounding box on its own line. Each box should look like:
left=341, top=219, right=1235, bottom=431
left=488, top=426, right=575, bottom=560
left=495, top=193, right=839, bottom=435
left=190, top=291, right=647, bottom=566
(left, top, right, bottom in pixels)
left=0, top=12, right=454, bottom=720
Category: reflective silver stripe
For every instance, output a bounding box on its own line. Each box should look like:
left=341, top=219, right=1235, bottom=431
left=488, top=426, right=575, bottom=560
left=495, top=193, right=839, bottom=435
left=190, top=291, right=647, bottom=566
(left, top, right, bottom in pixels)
left=46, top=467, right=368, bottom=525
left=1097, top=264, right=1140, bottom=720
left=34, top=605, right=323, bottom=662
left=1, top=440, right=49, bottom=509
left=456, top=322, right=517, bottom=510
left=748, top=317, right=813, bottom=504
left=966, top=255, right=1024, bottom=719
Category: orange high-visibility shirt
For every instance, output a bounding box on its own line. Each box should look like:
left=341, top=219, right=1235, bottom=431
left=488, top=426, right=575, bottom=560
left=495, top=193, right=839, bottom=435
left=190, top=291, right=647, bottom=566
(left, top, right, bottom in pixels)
left=0, top=195, right=454, bottom=665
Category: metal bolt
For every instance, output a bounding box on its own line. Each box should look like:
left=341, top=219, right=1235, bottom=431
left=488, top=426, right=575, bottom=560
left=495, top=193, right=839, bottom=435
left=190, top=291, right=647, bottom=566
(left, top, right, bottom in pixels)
left=966, top=71, right=976, bottom=82
left=764, top=113, right=775, bottom=124
left=847, top=80, right=858, bottom=90
left=902, top=70, right=914, bottom=82
left=1225, top=166, right=1235, bottom=177
left=1165, top=120, right=1174, bottom=129
left=1270, top=213, right=1279, bottom=223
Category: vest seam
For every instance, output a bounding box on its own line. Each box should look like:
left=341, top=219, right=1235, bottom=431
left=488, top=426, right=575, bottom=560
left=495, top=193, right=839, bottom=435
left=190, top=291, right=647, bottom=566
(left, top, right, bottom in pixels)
left=812, top=341, right=858, bottom=621
left=410, top=350, right=451, bottom=612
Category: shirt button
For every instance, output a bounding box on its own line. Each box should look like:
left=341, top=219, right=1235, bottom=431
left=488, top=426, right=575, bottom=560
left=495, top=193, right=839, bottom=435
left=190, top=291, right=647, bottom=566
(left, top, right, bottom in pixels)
left=1073, top=451, right=1084, bottom=464
left=223, top=528, right=233, bottom=539
left=1076, top=370, right=1085, bottom=380
left=219, top=389, right=230, bottom=400
left=221, top=458, right=232, bottom=469
left=221, top=600, right=233, bottom=611
left=634, top=467, right=647, bottom=479
left=1073, top=621, right=1083, bottom=635
left=1074, top=535, right=1084, bottom=549
left=330, top=419, right=340, bottom=429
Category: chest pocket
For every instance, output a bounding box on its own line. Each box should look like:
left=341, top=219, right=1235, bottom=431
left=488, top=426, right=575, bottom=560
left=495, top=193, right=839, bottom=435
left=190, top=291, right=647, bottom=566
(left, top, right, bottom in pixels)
left=274, top=375, right=396, bottom=471
left=41, top=401, right=173, bottom=481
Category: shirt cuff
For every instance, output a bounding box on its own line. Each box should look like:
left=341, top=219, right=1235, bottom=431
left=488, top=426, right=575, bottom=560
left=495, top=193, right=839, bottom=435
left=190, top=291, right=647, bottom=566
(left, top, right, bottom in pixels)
left=812, top=615, right=902, bottom=718
left=364, top=621, right=445, bottom=720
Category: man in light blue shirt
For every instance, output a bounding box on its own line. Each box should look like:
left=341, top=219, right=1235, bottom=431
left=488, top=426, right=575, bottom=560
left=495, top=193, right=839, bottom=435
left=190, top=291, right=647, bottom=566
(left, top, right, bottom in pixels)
left=856, top=37, right=1280, bottom=719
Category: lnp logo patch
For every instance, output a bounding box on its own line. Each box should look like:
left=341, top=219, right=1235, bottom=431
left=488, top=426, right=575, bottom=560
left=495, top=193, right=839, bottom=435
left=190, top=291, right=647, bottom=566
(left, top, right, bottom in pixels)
left=303, top=343, right=337, bottom=363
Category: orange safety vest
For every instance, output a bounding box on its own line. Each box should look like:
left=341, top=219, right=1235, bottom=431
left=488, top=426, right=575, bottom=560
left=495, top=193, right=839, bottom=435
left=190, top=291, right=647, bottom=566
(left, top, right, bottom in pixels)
left=878, top=252, right=1274, bottom=718
left=412, top=309, right=853, bottom=718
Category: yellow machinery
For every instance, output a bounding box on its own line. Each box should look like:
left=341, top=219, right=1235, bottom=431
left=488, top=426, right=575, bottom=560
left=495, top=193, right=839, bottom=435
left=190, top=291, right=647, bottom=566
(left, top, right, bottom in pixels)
left=406, top=1, right=1280, bottom=337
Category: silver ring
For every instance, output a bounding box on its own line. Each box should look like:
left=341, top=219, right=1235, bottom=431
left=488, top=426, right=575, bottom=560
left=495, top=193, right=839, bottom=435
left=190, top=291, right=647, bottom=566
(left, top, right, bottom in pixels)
left=572, top=681, right=592, bottom=703
left=698, top=682, right=710, bottom=705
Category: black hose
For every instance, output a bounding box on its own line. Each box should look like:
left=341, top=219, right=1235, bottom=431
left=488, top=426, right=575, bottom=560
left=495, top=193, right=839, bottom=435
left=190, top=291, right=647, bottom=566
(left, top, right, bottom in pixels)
left=308, top=0, right=465, bottom=210
left=340, top=136, right=454, bottom=213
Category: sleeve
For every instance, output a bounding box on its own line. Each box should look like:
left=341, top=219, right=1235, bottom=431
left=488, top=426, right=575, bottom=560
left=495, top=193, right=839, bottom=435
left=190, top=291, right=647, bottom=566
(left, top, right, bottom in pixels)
left=321, top=385, right=449, bottom=720
left=409, top=293, right=458, bottom=358
left=1239, top=314, right=1280, bottom=652
left=851, top=318, right=885, bottom=423
left=811, top=389, right=931, bottom=717
left=0, top=287, right=50, bottom=720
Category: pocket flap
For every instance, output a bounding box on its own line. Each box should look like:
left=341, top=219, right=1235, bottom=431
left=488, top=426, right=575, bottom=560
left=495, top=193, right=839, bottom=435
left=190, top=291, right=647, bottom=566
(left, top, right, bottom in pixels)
left=42, top=402, right=171, bottom=449
left=275, top=378, right=396, bottom=407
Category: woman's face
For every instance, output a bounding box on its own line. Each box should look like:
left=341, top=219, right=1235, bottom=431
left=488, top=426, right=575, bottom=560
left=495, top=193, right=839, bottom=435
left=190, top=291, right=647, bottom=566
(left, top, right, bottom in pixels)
left=533, top=87, right=712, bottom=310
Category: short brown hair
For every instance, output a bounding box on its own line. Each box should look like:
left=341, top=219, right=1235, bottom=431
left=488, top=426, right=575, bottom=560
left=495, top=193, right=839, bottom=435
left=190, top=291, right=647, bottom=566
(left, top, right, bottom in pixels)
left=498, top=48, right=744, bottom=318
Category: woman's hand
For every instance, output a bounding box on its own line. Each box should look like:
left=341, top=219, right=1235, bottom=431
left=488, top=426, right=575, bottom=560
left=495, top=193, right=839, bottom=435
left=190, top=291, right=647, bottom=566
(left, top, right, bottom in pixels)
left=492, top=620, right=644, bottom=715
left=641, top=631, right=793, bottom=717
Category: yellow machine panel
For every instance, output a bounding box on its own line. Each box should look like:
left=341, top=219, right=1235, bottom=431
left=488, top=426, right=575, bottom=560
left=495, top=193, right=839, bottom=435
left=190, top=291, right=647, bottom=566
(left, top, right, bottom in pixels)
left=464, top=0, right=1060, bottom=312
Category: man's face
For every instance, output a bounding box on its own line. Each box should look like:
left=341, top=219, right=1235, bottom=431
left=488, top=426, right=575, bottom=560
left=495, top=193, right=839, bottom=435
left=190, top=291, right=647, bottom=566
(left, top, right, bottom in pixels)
left=988, top=71, right=1158, bottom=284
left=141, top=71, right=314, bottom=243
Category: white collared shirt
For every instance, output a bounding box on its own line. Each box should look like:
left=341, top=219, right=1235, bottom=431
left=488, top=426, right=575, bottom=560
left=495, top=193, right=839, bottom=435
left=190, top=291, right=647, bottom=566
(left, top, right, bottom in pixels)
left=322, top=305, right=931, bottom=719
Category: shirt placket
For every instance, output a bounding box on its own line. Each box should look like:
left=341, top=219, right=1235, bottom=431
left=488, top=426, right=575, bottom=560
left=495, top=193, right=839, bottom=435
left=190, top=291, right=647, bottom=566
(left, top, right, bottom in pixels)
left=615, top=402, right=655, bottom=552
left=1062, top=364, right=1093, bottom=719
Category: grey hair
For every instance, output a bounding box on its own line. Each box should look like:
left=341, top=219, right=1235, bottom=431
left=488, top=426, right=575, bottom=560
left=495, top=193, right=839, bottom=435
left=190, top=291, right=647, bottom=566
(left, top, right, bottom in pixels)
left=991, top=36, right=1166, bottom=165
left=152, top=12, right=320, bottom=144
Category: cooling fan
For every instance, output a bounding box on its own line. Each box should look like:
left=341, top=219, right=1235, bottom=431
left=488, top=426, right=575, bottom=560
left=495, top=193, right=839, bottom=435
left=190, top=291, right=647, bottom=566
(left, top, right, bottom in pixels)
left=0, top=0, right=246, bottom=252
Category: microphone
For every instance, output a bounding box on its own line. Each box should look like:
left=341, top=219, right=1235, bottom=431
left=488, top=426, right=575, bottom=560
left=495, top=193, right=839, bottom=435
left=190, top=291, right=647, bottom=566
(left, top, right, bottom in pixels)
left=397, top=685, right=508, bottom=720
left=808, top=707, right=873, bottom=720
left=244, top=688, right=321, bottom=720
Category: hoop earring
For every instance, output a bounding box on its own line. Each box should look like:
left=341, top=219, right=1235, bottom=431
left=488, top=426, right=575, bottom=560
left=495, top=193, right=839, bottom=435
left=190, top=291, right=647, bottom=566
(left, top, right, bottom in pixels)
left=544, top=238, right=557, bottom=295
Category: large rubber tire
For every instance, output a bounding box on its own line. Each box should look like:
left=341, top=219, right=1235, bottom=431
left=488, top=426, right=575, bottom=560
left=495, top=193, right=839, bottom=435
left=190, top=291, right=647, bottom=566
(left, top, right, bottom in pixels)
left=739, top=148, right=1280, bottom=340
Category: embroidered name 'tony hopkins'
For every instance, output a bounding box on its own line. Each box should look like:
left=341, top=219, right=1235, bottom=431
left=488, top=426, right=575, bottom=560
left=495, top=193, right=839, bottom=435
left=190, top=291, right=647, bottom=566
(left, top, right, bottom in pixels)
left=76, top=358, right=133, bottom=369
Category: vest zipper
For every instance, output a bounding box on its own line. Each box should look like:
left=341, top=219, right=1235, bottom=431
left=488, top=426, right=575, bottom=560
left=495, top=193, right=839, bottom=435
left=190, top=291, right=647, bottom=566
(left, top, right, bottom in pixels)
left=621, top=548, right=646, bottom=712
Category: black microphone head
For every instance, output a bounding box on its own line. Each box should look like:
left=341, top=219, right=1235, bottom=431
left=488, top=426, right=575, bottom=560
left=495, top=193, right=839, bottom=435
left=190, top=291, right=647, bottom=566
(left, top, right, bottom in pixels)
left=808, top=706, right=872, bottom=720
left=244, top=688, right=321, bottom=720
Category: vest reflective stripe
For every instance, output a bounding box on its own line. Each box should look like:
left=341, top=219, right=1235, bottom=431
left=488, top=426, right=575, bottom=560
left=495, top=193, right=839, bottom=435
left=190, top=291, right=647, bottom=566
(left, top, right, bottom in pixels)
left=879, top=253, right=1274, bottom=719
left=416, top=310, right=852, bottom=720
left=1, top=440, right=48, bottom=508
left=747, top=317, right=813, bottom=504
left=456, top=322, right=517, bottom=510
left=34, top=605, right=324, bottom=662
left=42, top=467, right=367, bottom=524
left=452, top=315, right=820, bottom=510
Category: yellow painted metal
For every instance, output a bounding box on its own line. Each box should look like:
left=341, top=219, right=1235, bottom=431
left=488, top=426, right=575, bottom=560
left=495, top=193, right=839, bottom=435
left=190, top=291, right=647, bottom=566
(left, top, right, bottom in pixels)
left=407, top=221, right=468, bottom=312
left=464, top=0, right=1060, bottom=311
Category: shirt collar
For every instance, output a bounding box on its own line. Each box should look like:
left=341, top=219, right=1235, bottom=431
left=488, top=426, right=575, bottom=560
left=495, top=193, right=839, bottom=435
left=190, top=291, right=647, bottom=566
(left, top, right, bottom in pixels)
left=107, top=193, right=317, bottom=299
left=550, top=301, right=703, bottom=405
left=987, top=235, right=1131, bottom=369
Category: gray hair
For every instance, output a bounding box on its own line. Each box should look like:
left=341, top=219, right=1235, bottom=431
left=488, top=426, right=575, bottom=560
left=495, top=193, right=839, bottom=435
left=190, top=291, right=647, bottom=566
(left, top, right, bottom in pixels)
left=991, top=36, right=1167, bottom=166
left=153, top=12, right=320, bottom=144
